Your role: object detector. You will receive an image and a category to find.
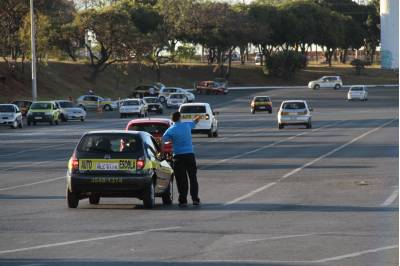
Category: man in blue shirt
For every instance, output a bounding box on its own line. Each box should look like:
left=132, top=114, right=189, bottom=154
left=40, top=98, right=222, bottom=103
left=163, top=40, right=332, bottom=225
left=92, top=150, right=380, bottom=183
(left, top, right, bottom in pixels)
left=162, top=112, right=201, bottom=207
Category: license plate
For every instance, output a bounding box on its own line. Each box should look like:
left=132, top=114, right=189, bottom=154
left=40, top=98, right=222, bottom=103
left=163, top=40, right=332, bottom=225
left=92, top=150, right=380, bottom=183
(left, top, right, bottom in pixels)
left=181, top=114, right=205, bottom=119
left=289, top=112, right=297, bottom=116
left=79, top=159, right=136, bottom=171
left=259, top=106, right=266, bottom=109
left=91, top=177, right=123, bottom=184
left=151, top=107, right=157, bottom=110
left=34, top=117, right=42, bottom=120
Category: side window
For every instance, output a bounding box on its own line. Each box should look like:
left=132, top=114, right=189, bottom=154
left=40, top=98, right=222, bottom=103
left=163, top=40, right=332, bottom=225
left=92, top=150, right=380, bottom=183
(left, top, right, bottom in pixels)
left=83, top=96, right=90, bottom=101
left=145, top=136, right=157, bottom=159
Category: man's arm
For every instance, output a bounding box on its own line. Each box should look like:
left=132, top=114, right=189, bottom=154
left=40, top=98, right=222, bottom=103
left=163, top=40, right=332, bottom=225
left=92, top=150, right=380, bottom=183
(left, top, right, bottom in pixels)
left=193, top=115, right=201, bottom=124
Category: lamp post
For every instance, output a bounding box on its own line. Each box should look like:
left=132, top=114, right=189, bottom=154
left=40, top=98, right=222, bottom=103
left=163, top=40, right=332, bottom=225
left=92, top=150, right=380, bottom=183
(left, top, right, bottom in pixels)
left=30, top=0, right=37, bottom=101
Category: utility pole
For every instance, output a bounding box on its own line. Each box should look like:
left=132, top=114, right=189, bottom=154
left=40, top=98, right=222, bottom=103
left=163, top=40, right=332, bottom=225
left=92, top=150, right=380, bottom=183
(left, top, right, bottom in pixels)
left=30, top=0, right=37, bottom=101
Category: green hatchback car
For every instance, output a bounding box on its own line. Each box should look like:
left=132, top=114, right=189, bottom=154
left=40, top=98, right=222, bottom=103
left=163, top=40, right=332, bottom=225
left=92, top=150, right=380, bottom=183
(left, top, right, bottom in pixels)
left=27, top=101, right=61, bottom=126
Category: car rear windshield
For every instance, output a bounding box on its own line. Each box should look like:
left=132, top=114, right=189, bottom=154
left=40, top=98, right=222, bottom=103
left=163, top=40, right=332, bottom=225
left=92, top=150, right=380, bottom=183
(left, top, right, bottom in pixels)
left=170, top=94, right=184, bottom=99
left=282, top=102, right=306, bottom=109
left=0, top=105, right=14, bottom=112
left=30, top=103, right=51, bottom=109
left=351, top=87, right=363, bottom=91
left=144, top=98, right=159, bottom=103
left=58, top=101, right=74, bottom=108
left=128, top=123, right=169, bottom=137
left=77, top=134, right=143, bottom=154
left=255, top=97, right=270, bottom=102
left=122, top=100, right=139, bottom=106
left=180, top=105, right=206, bottom=113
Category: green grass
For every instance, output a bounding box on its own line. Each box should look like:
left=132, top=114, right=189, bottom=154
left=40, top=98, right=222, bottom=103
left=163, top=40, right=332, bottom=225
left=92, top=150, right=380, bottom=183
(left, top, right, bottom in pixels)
left=0, top=61, right=398, bottom=102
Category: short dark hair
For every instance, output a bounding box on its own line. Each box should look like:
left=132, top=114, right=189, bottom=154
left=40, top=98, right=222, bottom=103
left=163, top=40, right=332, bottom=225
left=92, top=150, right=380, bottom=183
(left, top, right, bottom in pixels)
left=171, top=111, right=181, bottom=122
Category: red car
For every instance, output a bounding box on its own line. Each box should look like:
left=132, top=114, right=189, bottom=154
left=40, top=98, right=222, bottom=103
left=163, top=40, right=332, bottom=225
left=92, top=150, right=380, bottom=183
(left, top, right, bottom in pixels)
left=195, top=81, right=228, bottom=95
left=126, top=118, right=173, bottom=158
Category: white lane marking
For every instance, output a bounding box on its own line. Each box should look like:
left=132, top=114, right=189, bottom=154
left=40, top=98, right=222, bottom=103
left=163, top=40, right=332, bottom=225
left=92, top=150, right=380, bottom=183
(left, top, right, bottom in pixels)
left=235, top=233, right=316, bottom=244
left=225, top=119, right=395, bottom=205
left=0, top=158, right=67, bottom=172
left=381, top=189, right=399, bottom=207
left=312, top=244, right=398, bottom=263
left=0, top=176, right=64, bottom=192
left=0, top=226, right=181, bottom=255
left=0, top=143, right=70, bottom=158
left=202, top=120, right=342, bottom=170
left=18, top=264, right=43, bottom=266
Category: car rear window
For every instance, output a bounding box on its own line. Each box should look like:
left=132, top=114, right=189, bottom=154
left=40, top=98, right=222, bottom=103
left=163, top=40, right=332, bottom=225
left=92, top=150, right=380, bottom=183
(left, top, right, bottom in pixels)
left=122, top=100, right=139, bottom=106
left=180, top=105, right=206, bottom=113
left=77, top=134, right=143, bottom=154
left=170, top=94, right=184, bottom=99
left=255, top=97, right=270, bottom=102
left=144, top=98, right=159, bottom=103
left=282, top=102, right=306, bottom=109
left=0, top=105, right=14, bottom=112
left=128, top=123, right=169, bottom=137
left=31, top=103, right=51, bottom=109
left=351, top=87, right=363, bottom=91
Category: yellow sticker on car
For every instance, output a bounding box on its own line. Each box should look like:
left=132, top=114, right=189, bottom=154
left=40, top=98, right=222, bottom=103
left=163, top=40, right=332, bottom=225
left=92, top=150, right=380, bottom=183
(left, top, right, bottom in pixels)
left=181, top=114, right=206, bottom=119
left=79, top=159, right=136, bottom=171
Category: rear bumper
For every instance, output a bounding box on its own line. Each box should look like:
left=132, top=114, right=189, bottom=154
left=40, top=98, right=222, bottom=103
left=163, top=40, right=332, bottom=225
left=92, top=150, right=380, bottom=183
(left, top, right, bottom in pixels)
left=279, top=116, right=310, bottom=124
left=0, top=120, right=16, bottom=126
left=253, top=105, right=272, bottom=111
left=68, top=173, right=152, bottom=194
left=27, top=115, right=53, bottom=122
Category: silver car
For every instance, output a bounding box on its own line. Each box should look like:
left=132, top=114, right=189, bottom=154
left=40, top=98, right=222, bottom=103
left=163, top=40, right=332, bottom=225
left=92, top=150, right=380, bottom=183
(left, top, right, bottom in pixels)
left=55, top=100, right=87, bottom=122
left=277, top=100, right=313, bottom=129
left=0, top=104, right=23, bottom=129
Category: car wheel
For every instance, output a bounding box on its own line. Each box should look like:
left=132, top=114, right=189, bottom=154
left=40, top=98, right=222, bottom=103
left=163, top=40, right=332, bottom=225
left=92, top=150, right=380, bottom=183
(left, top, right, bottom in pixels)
left=33, top=121, right=36, bottom=126
left=159, top=96, right=165, bottom=103
left=159, top=109, right=163, bottom=114
left=162, top=178, right=173, bottom=205
left=60, top=114, right=66, bottom=122
left=306, top=121, right=312, bottom=129
left=55, top=118, right=59, bottom=125
left=207, top=127, right=213, bottom=138
left=11, top=120, right=18, bottom=129
left=268, top=110, right=272, bottom=114
left=213, top=129, right=218, bottom=137
left=278, top=123, right=284, bottom=129
left=18, top=120, right=23, bottom=128
left=80, top=117, right=85, bottom=122
left=89, top=194, right=100, bottom=205
left=251, top=109, right=255, bottom=114
left=49, top=119, right=54, bottom=125
left=67, top=187, right=79, bottom=208
left=334, top=84, right=341, bottom=90
left=103, top=105, right=111, bottom=111
left=120, top=114, right=124, bottom=118
left=143, top=181, right=155, bottom=209
left=313, top=84, right=320, bottom=90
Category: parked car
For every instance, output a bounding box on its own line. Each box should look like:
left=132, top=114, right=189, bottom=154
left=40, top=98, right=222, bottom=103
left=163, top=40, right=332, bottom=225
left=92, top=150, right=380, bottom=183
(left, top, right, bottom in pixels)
left=308, top=76, right=343, bottom=90
left=130, top=84, right=164, bottom=98
left=179, top=103, right=219, bottom=137
left=27, top=101, right=61, bottom=126
left=126, top=118, right=173, bottom=159
left=166, top=93, right=188, bottom=108
left=277, top=100, right=313, bottom=129
left=143, top=97, right=163, bottom=114
left=195, top=81, right=228, bottom=95
left=255, top=53, right=262, bottom=65
left=76, top=95, right=118, bottom=111
left=66, top=130, right=174, bottom=209
left=347, top=85, right=368, bottom=101
left=158, top=87, right=195, bottom=103
left=55, top=100, right=87, bottom=122
left=10, top=100, right=32, bottom=117
left=0, top=104, right=23, bottom=129
left=119, top=98, right=148, bottom=118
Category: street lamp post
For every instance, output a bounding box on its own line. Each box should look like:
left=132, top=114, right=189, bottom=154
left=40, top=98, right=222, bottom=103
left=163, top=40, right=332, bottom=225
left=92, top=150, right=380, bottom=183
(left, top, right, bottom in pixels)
left=30, top=0, right=37, bottom=101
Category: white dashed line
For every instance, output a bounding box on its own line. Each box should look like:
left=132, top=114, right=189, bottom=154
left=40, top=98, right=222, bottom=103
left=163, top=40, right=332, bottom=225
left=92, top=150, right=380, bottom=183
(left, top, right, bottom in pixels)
left=381, top=189, right=399, bottom=207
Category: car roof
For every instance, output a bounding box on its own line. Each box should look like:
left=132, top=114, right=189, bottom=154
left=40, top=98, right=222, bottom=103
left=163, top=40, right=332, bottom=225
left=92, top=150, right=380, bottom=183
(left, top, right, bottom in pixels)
left=0, top=104, right=15, bottom=106
left=350, top=85, right=365, bottom=87
left=169, top=93, right=185, bottom=95
left=55, top=100, right=72, bottom=102
left=281, top=100, right=307, bottom=103
left=254, top=96, right=270, bottom=98
left=85, top=130, right=149, bottom=136
left=180, top=102, right=210, bottom=107
left=32, top=101, right=56, bottom=103
left=143, top=96, right=158, bottom=99
left=122, top=98, right=141, bottom=101
left=127, top=118, right=171, bottom=125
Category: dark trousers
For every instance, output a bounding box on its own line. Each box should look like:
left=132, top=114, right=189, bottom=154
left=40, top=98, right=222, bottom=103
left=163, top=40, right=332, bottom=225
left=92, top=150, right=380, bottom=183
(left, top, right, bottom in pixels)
left=173, top=153, right=199, bottom=203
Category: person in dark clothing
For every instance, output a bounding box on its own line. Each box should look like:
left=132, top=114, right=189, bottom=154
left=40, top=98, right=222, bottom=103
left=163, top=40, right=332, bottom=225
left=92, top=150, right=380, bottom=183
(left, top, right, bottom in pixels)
left=162, top=112, right=201, bottom=207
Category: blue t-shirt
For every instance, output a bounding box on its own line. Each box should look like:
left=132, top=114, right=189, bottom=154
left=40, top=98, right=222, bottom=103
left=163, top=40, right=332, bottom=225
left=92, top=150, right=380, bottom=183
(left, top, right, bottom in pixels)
left=162, top=121, right=196, bottom=155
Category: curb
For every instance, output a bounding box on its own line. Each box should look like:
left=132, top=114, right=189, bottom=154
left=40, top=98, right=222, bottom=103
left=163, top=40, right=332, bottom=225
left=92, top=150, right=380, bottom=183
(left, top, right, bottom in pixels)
left=228, top=84, right=399, bottom=90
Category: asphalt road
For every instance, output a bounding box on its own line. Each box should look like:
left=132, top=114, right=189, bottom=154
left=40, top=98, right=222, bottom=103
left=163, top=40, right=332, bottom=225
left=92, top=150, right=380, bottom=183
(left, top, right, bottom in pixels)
left=0, top=86, right=398, bottom=266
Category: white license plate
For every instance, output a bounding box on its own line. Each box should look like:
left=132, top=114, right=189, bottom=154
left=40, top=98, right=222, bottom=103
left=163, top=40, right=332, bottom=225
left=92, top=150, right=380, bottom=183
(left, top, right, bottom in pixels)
left=259, top=106, right=266, bottom=109
left=289, top=113, right=297, bottom=116
left=34, top=117, right=42, bottom=120
left=96, top=163, right=119, bottom=170
left=151, top=107, right=157, bottom=110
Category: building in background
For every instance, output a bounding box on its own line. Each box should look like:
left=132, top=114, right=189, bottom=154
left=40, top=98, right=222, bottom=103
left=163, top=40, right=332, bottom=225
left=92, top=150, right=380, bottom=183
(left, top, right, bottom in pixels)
left=380, top=0, right=399, bottom=69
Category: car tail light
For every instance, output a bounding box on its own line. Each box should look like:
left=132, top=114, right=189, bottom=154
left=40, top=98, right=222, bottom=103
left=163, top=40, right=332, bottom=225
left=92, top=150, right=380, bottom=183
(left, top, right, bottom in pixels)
left=281, top=111, right=289, bottom=115
left=205, top=114, right=210, bottom=120
left=136, top=157, right=145, bottom=170
left=68, top=152, right=79, bottom=172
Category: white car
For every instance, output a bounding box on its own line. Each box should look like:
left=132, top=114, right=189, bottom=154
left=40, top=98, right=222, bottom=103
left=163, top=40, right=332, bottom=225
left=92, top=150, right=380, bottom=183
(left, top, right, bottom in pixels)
left=119, top=98, right=148, bottom=118
left=166, top=93, right=188, bottom=108
left=277, top=100, right=313, bottom=129
left=55, top=100, right=86, bottom=122
left=347, top=85, right=368, bottom=101
left=143, top=97, right=163, bottom=114
left=159, top=87, right=195, bottom=103
left=308, top=76, right=343, bottom=90
left=0, top=104, right=23, bottom=129
left=76, top=95, right=118, bottom=111
left=179, top=103, right=218, bottom=137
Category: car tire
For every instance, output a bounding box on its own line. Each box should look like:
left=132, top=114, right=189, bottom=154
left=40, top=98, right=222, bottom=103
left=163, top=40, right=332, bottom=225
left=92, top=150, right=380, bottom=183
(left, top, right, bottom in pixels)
left=49, top=119, right=54, bottom=125
left=103, top=105, right=111, bottom=111
left=89, top=194, right=100, bottom=205
left=334, top=84, right=341, bottom=90
left=159, top=96, right=165, bottom=103
left=33, top=121, right=36, bottom=126
left=60, top=114, right=67, bottom=122
left=162, top=179, right=173, bottom=205
left=313, top=84, right=320, bottom=90
left=268, top=110, right=272, bottom=114
left=120, top=114, right=124, bottom=118
left=67, top=187, right=79, bottom=208
left=251, top=109, right=255, bottom=114
left=159, top=109, right=163, bottom=114
left=143, top=181, right=155, bottom=209
left=18, top=120, right=23, bottom=128
left=55, top=118, right=59, bottom=125
left=213, top=130, right=218, bottom=137
left=80, top=117, right=85, bottom=122
left=11, top=120, right=18, bottom=129
left=207, top=128, right=213, bottom=138
left=278, top=123, right=284, bottom=129
left=306, top=121, right=312, bottom=129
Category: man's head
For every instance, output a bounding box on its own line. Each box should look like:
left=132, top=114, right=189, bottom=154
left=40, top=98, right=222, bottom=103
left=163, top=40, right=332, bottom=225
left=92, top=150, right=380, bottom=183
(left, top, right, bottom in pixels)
left=171, top=111, right=181, bottom=122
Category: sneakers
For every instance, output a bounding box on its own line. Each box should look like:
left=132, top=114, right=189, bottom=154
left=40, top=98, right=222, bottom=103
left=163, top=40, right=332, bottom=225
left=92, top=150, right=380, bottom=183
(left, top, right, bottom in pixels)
left=192, top=199, right=201, bottom=206
left=178, top=202, right=188, bottom=208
